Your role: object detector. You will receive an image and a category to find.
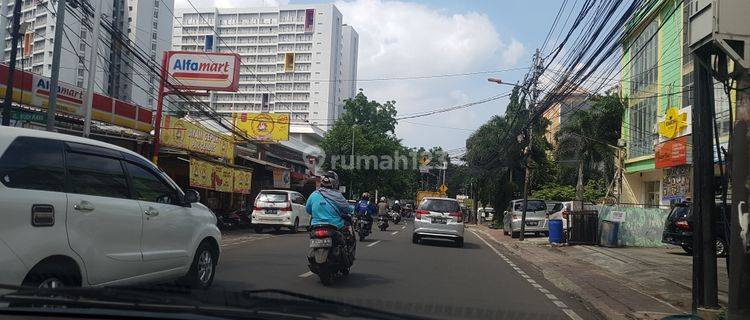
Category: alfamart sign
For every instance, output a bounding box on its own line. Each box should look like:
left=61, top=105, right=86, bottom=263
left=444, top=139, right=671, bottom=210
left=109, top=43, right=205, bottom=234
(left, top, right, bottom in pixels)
left=166, top=51, right=240, bottom=91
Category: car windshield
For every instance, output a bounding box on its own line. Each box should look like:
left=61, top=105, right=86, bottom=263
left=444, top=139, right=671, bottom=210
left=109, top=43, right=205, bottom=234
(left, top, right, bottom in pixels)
left=257, top=192, right=288, bottom=203
left=420, top=199, right=460, bottom=212
left=2, top=1, right=740, bottom=319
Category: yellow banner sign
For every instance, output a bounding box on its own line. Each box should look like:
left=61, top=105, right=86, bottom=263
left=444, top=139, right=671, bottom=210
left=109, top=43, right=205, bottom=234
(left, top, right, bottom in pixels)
left=189, top=158, right=214, bottom=189
left=658, top=107, right=688, bottom=139
left=234, top=113, right=290, bottom=142
left=213, top=165, right=233, bottom=193
left=161, top=116, right=235, bottom=160
left=233, top=169, right=252, bottom=194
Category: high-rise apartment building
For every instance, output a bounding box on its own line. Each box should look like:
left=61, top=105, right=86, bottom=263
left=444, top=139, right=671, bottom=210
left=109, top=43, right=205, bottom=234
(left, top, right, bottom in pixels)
left=0, top=0, right=173, bottom=110
left=171, top=4, right=358, bottom=127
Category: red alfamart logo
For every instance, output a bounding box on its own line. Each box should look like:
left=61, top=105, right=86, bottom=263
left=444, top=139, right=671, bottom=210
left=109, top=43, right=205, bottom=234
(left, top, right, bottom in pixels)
left=171, top=59, right=230, bottom=80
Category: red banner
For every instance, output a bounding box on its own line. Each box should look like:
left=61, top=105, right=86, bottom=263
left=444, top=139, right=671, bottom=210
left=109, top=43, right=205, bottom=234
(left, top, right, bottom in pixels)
left=655, top=136, right=688, bottom=168
left=0, top=64, right=153, bottom=132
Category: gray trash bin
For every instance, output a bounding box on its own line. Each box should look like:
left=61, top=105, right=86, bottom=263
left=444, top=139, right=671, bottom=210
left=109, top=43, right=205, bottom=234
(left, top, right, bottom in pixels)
left=599, top=220, right=621, bottom=247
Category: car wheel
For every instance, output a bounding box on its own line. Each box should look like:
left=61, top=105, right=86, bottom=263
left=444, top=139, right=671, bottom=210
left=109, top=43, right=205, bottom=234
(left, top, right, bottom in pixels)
left=254, top=226, right=263, bottom=234
left=183, top=242, right=217, bottom=290
left=681, top=244, right=693, bottom=255
left=289, top=218, right=299, bottom=233
left=273, top=226, right=282, bottom=232
left=456, top=237, right=464, bottom=248
left=22, top=262, right=80, bottom=289
left=511, top=231, right=520, bottom=239
left=716, top=238, right=728, bottom=257
left=412, top=234, right=419, bottom=244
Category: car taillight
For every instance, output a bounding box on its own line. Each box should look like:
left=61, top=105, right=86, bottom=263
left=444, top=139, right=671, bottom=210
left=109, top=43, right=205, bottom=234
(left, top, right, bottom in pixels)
left=511, top=214, right=520, bottom=220
left=676, top=220, right=690, bottom=231
left=314, top=229, right=330, bottom=238
left=449, top=211, right=462, bottom=222
left=415, top=209, right=429, bottom=219
left=280, top=201, right=292, bottom=212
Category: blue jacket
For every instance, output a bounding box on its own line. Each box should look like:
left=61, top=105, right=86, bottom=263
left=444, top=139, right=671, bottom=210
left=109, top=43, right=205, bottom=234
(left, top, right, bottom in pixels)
left=306, top=187, right=353, bottom=229
left=355, top=200, right=375, bottom=217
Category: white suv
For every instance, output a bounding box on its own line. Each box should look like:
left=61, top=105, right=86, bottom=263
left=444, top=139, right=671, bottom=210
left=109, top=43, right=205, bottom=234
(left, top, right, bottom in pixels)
left=251, top=190, right=310, bottom=233
left=0, top=127, right=221, bottom=290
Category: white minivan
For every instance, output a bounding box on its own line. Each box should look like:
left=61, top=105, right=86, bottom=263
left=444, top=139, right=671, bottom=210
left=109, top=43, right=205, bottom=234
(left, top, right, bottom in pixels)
left=251, top=190, right=311, bottom=233
left=0, top=127, right=221, bottom=290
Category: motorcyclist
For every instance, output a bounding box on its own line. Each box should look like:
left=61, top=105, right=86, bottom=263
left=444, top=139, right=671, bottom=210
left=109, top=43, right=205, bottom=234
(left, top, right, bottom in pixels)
left=392, top=200, right=402, bottom=216
left=355, top=192, right=375, bottom=231
left=377, top=196, right=389, bottom=218
left=306, top=171, right=354, bottom=244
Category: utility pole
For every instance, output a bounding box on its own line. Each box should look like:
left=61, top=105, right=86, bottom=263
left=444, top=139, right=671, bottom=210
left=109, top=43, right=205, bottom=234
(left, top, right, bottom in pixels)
left=519, top=48, right=543, bottom=241
left=46, top=0, right=67, bottom=131
left=729, top=69, right=750, bottom=319
left=691, top=47, right=718, bottom=312
left=83, top=0, right=103, bottom=137
left=1, top=0, right=23, bottom=126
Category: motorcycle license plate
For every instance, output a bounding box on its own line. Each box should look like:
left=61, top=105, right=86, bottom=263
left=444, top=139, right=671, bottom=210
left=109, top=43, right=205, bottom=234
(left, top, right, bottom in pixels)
left=310, top=238, right=332, bottom=248
left=432, top=217, right=447, bottom=224
left=526, top=221, right=539, bottom=226
left=265, top=209, right=277, bottom=214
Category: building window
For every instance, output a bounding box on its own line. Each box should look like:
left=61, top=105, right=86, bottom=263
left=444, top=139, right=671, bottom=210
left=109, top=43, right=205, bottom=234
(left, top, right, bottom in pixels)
left=644, top=181, right=660, bottom=207
left=628, top=96, right=658, bottom=158
left=630, top=19, right=658, bottom=94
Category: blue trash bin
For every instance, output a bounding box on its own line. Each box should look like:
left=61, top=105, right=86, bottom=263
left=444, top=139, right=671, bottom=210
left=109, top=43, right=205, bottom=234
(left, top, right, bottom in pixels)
left=548, top=219, right=564, bottom=243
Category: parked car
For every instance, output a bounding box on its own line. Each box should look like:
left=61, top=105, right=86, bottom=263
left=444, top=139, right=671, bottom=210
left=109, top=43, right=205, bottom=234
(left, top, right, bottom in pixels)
left=0, top=127, right=221, bottom=290
left=412, top=197, right=465, bottom=247
left=502, top=199, right=548, bottom=238
left=251, top=190, right=310, bottom=233
left=477, top=207, right=495, bottom=222
left=546, top=201, right=596, bottom=230
left=662, top=202, right=730, bottom=257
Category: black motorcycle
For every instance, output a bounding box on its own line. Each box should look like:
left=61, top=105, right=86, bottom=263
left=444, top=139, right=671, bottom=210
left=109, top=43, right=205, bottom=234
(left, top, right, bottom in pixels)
left=390, top=210, right=402, bottom=225
left=307, top=225, right=356, bottom=285
left=377, top=215, right=389, bottom=231
left=353, top=214, right=371, bottom=241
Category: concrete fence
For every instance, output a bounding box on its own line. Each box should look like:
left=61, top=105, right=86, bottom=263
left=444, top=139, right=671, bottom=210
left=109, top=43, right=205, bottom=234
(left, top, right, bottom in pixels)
left=595, top=205, right=671, bottom=248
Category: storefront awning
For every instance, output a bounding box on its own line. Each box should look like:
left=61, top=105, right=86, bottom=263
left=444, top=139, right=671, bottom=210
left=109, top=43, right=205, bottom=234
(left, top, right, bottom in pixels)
left=238, top=155, right=288, bottom=170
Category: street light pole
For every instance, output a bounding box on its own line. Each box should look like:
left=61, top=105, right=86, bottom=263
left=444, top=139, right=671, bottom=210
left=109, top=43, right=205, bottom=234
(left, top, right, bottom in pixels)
left=46, top=0, right=67, bottom=131
left=1, top=0, right=23, bottom=126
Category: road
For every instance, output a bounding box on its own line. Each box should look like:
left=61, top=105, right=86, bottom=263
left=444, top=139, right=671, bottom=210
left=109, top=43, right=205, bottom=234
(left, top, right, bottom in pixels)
left=205, top=222, right=599, bottom=320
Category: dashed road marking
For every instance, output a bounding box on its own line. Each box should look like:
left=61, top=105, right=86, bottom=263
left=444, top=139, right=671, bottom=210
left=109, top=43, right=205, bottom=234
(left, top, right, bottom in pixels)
left=401, top=226, right=406, bottom=230
left=367, top=240, right=382, bottom=247
left=298, top=271, right=314, bottom=278
left=470, top=230, right=583, bottom=320
left=391, top=231, right=399, bottom=235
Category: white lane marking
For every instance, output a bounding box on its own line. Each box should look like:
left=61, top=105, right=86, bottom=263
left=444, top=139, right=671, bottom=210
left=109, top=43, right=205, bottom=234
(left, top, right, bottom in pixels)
left=367, top=240, right=382, bottom=247
left=391, top=231, right=399, bottom=235
left=298, top=271, right=314, bottom=278
left=470, top=230, right=584, bottom=320
left=563, top=309, right=584, bottom=320
left=401, top=226, right=406, bottom=230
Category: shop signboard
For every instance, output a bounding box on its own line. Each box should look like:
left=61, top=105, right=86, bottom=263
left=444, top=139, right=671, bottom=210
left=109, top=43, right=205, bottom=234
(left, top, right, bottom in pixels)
left=213, top=165, right=233, bottom=192
left=657, top=106, right=692, bottom=142
left=273, top=167, right=291, bottom=189
left=234, top=113, right=290, bottom=142
left=0, top=64, right=153, bottom=132
left=233, top=169, right=252, bottom=194
left=189, top=158, right=214, bottom=189
left=662, top=165, right=691, bottom=201
left=161, top=115, right=235, bottom=160
left=165, top=51, right=241, bottom=91
left=655, top=136, right=690, bottom=168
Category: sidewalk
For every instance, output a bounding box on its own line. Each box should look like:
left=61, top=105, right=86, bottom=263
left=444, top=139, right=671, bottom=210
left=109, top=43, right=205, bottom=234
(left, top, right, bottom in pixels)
left=470, top=224, right=729, bottom=320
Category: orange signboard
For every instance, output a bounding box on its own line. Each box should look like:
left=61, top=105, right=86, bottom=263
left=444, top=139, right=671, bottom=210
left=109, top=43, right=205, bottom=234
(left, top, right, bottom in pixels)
left=655, top=136, right=689, bottom=168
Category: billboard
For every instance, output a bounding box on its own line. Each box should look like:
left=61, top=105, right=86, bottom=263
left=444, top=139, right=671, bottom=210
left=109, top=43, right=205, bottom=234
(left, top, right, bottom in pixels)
left=165, top=51, right=240, bottom=91
left=234, top=113, right=290, bottom=142
left=655, top=136, right=691, bottom=168
left=0, top=64, right=153, bottom=132
left=160, top=115, right=235, bottom=160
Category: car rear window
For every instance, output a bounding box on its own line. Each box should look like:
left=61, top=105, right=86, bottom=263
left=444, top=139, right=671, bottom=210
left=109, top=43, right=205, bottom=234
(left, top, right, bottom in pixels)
left=420, top=199, right=460, bottom=212
left=514, top=200, right=547, bottom=211
left=669, top=206, right=690, bottom=220
left=257, top=192, right=288, bottom=202
left=551, top=203, right=564, bottom=211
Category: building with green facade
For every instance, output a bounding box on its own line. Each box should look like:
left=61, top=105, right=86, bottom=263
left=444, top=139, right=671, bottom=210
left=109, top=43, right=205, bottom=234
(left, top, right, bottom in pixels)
left=619, top=0, right=732, bottom=207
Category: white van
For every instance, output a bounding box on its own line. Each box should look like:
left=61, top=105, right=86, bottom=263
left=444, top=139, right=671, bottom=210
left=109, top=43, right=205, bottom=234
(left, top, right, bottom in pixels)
left=0, top=127, right=221, bottom=290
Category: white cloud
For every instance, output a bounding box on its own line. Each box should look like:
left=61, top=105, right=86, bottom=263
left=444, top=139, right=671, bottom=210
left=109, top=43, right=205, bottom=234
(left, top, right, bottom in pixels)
left=335, top=0, right=525, bottom=148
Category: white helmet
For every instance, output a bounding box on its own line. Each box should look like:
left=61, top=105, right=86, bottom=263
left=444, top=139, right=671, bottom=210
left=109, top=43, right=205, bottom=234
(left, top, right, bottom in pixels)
left=380, top=196, right=386, bottom=202
left=394, top=200, right=400, bottom=204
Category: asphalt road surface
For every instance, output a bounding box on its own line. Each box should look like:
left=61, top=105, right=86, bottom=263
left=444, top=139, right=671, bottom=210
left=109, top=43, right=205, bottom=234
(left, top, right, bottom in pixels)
left=208, top=222, right=598, bottom=320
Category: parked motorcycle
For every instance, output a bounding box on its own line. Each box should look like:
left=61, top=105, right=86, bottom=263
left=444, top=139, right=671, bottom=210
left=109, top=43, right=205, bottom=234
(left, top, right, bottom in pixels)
left=353, top=214, right=371, bottom=241
left=377, top=215, right=389, bottom=231
left=215, top=211, right=242, bottom=230
left=390, top=210, right=401, bottom=225
left=307, top=225, right=356, bottom=285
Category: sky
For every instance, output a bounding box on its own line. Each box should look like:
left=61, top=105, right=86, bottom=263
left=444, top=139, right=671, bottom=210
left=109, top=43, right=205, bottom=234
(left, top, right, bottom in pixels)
left=173, top=0, right=564, bottom=152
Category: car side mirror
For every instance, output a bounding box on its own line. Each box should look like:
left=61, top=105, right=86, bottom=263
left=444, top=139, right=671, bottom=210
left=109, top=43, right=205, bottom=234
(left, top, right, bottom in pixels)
left=185, top=189, right=200, bottom=203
